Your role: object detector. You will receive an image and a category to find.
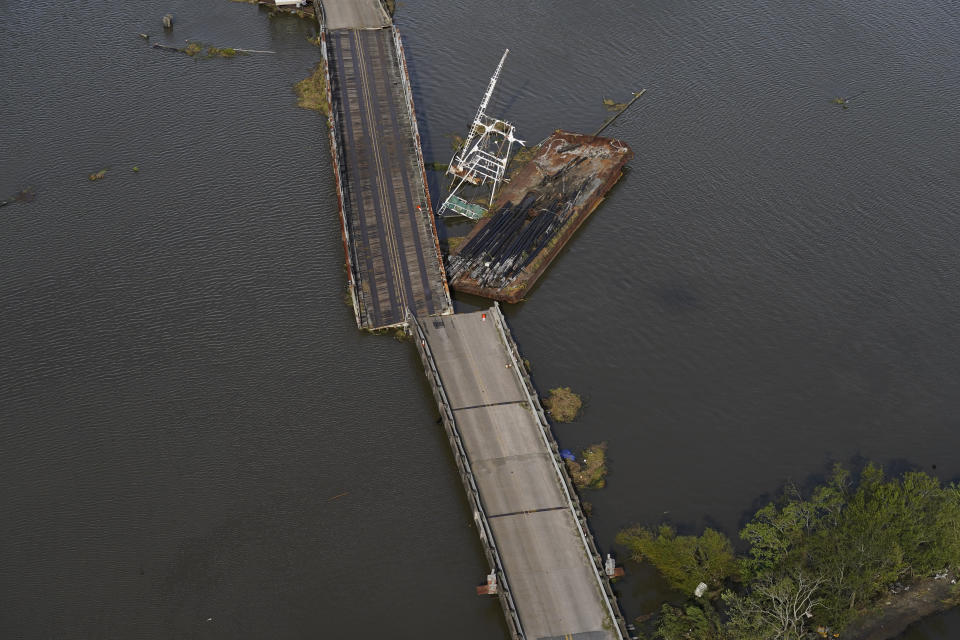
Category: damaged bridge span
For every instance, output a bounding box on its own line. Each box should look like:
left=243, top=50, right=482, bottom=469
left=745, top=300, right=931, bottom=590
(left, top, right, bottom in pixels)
left=311, top=1, right=628, bottom=637
left=317, top=0, right=451, bottom=330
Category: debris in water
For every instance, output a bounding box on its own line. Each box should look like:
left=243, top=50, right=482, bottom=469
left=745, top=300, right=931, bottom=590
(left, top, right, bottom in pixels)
left=602, top=97, right=628, bottom=111
left=88, top=169, right=108, bottom=181
left=132, top=166, right=140, bottom=173
left=5, top=187, right=37, bottom=204
left=565, top=442, right=608, bottom=489
left=15, top=187, right=36, bottom=202
left=162, top=13, right=173, bottom=29
left=139, top=33, right=149, bottom=40
left=831, top=92, right=862, bottom=110
left=151, top=41, right=247, bottom=58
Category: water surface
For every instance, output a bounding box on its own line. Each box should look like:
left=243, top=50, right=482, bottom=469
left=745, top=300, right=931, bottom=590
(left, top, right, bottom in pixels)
left=2, top=0, right=958, bottom=637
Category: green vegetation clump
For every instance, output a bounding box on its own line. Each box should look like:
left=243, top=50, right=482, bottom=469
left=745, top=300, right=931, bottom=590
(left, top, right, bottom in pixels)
left=617, top=463, right=960, bottom=640
left=294, top=63, right=329, bottom=115
left=565, top=442, right=608, bottom=489
left=176, top=41, right=244, bottom=58
left=616, top=525, right=740, bottom=595
left=207, top=46, right=238, bottom=58
left=545, top=386, right=582, bottom=422
left=602, top=97, right=628, bottom=111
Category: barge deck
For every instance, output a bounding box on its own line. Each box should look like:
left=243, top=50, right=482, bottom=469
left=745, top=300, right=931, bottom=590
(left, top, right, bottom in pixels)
left=448, top=131, right=633, bottom=303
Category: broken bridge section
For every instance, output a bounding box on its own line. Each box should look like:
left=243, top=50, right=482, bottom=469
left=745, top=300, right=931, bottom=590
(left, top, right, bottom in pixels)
left=322, top=23, right=451, bottom=329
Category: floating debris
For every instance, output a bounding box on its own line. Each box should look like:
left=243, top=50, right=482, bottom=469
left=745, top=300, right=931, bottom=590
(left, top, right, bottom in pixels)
left=151, top=41, right=248, bottom=58
left=544, top=386, right=582, bottom=422
left=139, top=33, right=149, bottom=40
left=15, top=188, right=36, bottom=202
left=88, top=169, right=108, bottom=181
left=565, top=442, right=607, bottom=489
left=162, top=13, right=173, bottom=29
left=602, top=97, right=628, bottom=111
left=132, top=166, right=140, bottom=173
left=294, top=62, right=329, bottom=115
left=831, top=92, right=863, bottom=110
left=8, top=187, right=37, bottom=204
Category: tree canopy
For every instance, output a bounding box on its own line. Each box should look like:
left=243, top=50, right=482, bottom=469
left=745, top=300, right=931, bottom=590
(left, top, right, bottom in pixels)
left=618, top=463, right=960, bottom=639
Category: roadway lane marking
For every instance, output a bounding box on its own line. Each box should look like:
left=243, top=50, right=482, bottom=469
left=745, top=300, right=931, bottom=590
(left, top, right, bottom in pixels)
left=450, top=399, right=527, bottom=412
left=487, top=505, right=568, bottom=519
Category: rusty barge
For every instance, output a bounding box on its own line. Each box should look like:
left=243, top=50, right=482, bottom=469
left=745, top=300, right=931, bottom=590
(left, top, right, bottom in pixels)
left=447, top=130, right=633, bottom=303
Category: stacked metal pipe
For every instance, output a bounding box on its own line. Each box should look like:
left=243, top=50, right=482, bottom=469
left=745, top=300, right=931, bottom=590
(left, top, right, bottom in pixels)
left=448, top=175, right=589, bottom=289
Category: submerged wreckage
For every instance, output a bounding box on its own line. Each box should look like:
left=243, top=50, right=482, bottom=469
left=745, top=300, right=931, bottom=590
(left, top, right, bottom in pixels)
left=439, top=49, right=523, bottom=221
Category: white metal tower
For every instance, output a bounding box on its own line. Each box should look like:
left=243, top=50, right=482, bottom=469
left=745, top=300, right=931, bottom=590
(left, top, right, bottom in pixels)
left=439, top=49, right=523, bottom=220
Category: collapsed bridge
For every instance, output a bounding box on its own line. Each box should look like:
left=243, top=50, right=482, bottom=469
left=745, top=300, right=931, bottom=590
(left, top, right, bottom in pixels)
left=318, top=1, right=451, bottom=329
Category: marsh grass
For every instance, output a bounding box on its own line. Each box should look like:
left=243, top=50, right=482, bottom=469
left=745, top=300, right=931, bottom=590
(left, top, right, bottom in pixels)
left=294, top=63, right=330, bottom=115
left=545, top=386, right=582, bottom=422
left=565, top=442, right=607, bottom=489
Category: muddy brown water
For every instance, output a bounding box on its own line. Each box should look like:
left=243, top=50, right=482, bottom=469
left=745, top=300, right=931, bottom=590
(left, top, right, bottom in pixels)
left=1, top=0, right=958, bottom=638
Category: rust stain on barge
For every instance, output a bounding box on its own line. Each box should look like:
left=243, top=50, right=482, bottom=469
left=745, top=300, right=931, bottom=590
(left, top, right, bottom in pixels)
left=449, top=130, right=633, bottom=303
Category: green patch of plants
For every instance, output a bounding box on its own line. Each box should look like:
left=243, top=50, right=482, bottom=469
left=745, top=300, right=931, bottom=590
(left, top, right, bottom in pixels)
left=294, top=62, right=330, bottom=115
left=618, top=463, right=960, bottom=640
left=545, top=386, right=582, bottom=422
left=565, top=442, right=607, bottom=489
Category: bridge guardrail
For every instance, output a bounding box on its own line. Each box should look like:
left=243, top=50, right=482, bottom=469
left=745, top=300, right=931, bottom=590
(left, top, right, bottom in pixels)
left=490, top=302, right=629, bottom=639
left=407, top=311, right=525, bottom=640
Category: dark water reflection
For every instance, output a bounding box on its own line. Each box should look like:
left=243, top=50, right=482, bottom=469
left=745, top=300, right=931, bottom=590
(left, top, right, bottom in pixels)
left=1, top=0, right=958, bottom=638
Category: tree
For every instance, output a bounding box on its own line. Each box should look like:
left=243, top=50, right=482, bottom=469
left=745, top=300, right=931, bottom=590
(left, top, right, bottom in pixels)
left=620, top=463, right=960, bottom=637
left=723, top=570, right=823, bottom=640
left=616, top=525, right=739, bottom=595
left=656, top=602, right=728, bottom=640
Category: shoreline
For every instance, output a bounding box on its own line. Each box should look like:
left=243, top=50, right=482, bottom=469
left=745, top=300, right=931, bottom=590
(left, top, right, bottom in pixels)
left=847, top=574, right=959, bottom=640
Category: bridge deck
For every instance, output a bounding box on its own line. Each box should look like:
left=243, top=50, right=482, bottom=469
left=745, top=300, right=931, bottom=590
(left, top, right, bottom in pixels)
left=415, top=309, right=622, bottom=640
left=327, top=27, right=450, bottom=329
